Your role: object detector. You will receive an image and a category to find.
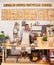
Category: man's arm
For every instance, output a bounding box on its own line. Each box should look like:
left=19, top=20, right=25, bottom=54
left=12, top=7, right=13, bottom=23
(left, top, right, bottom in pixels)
left=29, top=30, right=34, bottom=37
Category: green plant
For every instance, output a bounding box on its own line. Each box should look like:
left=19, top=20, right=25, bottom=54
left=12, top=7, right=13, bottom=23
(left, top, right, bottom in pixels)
left=42, top=36, right=47, bottom=41
left=0, top=34, right=5, bottom=38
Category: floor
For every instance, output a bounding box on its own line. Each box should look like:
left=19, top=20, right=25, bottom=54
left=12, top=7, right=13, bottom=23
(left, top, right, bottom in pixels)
left=1, top=63, right=50, bottom=65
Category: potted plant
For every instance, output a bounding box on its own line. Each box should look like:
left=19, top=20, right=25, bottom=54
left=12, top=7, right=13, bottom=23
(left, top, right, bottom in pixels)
left=42, top=36, right=48, bottom=44
left=0, top=34, right=5, bottom=42
left=0, top=34, right=5, bottom=39
left=42, top=36, right=47, bottom=41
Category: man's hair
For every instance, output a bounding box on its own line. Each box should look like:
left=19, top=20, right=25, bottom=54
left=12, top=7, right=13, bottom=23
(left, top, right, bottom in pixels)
left=25, top=24, right=29, bottom=26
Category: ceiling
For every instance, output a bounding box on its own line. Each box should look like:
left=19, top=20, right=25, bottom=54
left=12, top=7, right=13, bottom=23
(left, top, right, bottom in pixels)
left=0, top=0, right=54, bottom=3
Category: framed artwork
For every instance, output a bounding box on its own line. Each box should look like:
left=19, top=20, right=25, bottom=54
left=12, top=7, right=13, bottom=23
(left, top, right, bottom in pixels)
left=22, top=21, right=26, bottom=26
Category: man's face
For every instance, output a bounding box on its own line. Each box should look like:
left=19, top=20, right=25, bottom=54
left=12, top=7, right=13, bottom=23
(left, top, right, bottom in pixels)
left=25, top=25, right=29, bottom=30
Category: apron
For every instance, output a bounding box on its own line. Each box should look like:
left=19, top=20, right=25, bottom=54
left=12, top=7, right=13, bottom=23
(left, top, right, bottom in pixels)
left=21, top=32, right=30, bottom=47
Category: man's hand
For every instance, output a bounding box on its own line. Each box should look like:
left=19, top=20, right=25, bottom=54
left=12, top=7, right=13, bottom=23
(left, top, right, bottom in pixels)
left=30, top=29, right=33, bottom=33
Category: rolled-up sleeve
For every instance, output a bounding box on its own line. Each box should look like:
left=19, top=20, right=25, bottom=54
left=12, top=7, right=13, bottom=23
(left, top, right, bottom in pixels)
left=29, top=31, right=34, bottom=37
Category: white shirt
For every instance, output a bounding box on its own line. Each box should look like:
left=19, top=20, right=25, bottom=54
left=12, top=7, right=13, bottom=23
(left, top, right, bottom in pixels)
left=19, top=29, right=33, bottom=41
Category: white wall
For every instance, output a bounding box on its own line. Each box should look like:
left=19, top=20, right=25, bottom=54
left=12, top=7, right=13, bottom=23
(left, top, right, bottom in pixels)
left=0, top=0, right=54, bottom=3
left=0, top=20, right=51, bottom=41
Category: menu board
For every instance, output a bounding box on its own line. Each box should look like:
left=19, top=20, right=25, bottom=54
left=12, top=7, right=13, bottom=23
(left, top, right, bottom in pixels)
left=48, top=10, right=54, bottom=21
left=38, top=9, right=48, bottom=20
left=1, top=9, right=37, bottom=20
left=1, top=9, right=54, bottom=20
left=43, top=10, right=48, bottom=20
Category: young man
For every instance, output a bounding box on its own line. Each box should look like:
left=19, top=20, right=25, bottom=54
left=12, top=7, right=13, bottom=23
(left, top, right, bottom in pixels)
left=19, top=24, right=34, bottom=42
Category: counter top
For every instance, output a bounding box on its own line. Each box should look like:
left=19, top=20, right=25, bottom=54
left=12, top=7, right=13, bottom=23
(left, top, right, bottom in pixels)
left=2, top=37, right=54, bottom=50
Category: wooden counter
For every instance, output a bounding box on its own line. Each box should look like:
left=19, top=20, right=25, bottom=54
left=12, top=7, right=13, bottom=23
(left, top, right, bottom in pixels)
left=3, top=37, right=54, bottom=50
left=1, top=37, right=54, bottom=65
